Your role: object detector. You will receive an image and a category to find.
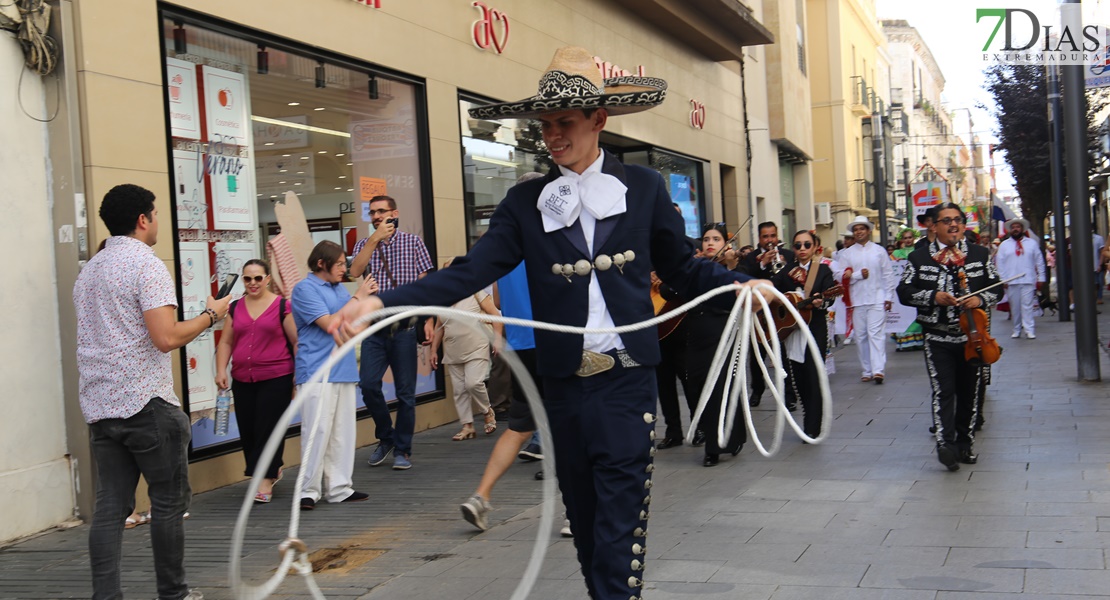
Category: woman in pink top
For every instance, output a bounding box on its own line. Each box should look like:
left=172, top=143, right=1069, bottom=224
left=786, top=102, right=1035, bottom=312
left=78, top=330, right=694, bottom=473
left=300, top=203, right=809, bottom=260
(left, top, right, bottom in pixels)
left=215, top=259, right=297, bottom=503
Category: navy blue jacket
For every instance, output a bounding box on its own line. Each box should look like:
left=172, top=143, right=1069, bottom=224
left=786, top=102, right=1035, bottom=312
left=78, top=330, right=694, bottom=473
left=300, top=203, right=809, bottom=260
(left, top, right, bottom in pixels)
left=379, top=151, right=751, bottom=377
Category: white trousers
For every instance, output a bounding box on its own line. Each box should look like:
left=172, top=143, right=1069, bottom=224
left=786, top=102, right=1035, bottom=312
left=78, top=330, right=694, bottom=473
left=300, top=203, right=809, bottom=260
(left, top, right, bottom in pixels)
left=852, top=304, right=888, bottom=377
left=1009, top=283, right=1037, bottom=336
left=298, top=382, right=356, bottom=503
left=447, top=359, right=491, bottom=424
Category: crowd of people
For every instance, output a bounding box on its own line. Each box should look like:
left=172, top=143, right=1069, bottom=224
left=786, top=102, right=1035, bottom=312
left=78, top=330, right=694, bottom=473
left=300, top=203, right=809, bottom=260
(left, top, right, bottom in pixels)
left=72, top=46, right=1108, bottom=600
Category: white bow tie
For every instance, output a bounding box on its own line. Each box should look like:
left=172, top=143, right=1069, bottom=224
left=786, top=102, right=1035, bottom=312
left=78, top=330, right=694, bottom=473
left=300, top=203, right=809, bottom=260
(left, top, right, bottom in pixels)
left=537, top=170, right=627, bottom=233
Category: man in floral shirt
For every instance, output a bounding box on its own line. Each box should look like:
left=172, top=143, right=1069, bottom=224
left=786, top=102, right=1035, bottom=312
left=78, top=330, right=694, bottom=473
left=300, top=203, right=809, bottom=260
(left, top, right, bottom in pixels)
left=74, top=184, right=229, bottom=600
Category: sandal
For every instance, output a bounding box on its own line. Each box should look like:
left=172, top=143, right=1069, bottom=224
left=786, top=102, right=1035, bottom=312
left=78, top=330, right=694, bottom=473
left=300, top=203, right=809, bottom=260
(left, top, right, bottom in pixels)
left=860, top=376, right=872, bottom=383
left=484, top=410, right=498, bottom=435
left=124, top=512, right=150, bottom=529
left=452, top=427, right=476, bottom=441
left=873, top=374, right=884, bottom=384
left=254, top=492, right=273, bottom=504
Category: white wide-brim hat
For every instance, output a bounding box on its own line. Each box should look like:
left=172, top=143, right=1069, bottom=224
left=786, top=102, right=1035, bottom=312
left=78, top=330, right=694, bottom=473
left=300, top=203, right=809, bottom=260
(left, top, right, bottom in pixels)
left=467, top=46, right=667, bottom=120
left=1005, top=217, right=1031, bottom=231
left=848, top=215, right=874, bottom=231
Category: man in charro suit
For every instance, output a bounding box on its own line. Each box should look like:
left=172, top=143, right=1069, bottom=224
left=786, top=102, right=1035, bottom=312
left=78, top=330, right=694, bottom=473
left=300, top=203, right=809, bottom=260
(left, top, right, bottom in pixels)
left=333, top=46, right=770, bottom=600
left=898, top=203, right=1000, bottom=471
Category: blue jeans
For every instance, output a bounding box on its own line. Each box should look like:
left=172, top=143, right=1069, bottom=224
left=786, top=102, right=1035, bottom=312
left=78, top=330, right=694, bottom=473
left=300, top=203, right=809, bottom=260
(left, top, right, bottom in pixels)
left=88, top=398, right=192, bottom=600
left=360, top=329, right=417, bottom=456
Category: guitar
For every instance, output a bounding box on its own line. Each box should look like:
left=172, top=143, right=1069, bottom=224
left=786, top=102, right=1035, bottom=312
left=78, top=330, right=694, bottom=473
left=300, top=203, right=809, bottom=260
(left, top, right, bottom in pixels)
left=765, top=284, right=844, bottom=341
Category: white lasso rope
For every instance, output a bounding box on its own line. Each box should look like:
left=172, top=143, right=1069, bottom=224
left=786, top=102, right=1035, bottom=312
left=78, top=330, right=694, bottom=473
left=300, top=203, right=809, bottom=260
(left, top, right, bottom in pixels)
left=230, top=282, right=831, bottom=599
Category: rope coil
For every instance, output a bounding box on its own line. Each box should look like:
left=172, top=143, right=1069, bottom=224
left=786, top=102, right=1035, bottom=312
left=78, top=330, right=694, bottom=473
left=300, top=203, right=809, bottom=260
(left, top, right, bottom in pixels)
left=230, top=282, right=832, bottom=599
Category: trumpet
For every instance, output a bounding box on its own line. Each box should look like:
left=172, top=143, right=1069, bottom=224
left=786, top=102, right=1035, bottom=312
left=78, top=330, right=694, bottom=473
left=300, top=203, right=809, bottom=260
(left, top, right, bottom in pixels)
left=763, top=242, right=786, bottom=274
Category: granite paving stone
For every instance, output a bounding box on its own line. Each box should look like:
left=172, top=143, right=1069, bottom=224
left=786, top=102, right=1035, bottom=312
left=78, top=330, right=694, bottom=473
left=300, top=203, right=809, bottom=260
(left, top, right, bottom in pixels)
left=2, top=310, right=1109, bottom=599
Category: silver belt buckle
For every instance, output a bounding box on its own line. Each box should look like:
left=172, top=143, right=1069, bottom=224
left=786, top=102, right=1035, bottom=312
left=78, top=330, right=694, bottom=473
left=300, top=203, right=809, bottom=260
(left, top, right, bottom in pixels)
left=576, top=350, right=616, bottom=377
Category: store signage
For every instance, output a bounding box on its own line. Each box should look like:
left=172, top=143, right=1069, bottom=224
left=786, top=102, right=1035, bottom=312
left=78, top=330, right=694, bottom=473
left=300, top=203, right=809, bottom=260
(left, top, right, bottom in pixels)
left=179, top=241, right=216, bottom=411
left=202, top=66, right=255, bottom=231
left=253, top=115, right=308, bottom=149
left=689, top=99, right=706, bottom=129
left=360, top=176, right=388, bottom=202
left=593, top=56, right=646, bottom=78
left=166, top=57, right=200, bottom=140
left=472, top=1, right=509, bottom=54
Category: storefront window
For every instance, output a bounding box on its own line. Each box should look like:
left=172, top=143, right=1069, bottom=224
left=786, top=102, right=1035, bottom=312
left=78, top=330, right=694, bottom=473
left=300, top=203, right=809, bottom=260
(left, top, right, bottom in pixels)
left=459, top=97, right=548, bottom=247
left=625, top=149, right=707, bottom=238
left=161, top=15, right=436, bottom=452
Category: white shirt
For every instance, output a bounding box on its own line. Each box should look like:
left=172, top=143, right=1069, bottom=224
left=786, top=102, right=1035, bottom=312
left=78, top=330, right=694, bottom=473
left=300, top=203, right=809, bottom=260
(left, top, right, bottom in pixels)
left=558, top=153, right=623, bottom=352
left=832, top=240, right=894, bottom=307
left=994, top=235, right=1046, bottom=285
left=783, top=261, right=810, bottom=363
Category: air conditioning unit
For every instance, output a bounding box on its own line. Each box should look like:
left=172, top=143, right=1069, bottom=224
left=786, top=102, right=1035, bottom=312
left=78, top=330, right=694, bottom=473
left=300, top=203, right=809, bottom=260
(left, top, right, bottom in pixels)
left=815, top=202, right=832, bottom=225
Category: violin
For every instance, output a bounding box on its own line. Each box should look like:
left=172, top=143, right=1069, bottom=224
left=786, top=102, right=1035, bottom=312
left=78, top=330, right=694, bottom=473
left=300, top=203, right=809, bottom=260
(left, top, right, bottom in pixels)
left=956, top=271, right=1002, bottom=365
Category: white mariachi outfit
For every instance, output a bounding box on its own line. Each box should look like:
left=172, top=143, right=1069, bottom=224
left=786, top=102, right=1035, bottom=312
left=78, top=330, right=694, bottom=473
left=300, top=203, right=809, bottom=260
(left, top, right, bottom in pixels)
left=994, top=234, right=1045, bottom=337
left=833, top=240, right=895, bottom=378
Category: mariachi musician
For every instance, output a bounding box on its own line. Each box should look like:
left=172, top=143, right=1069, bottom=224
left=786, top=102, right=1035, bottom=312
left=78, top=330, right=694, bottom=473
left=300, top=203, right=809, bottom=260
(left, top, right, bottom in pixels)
left=334, top=47, right=771, bottom=600
left=738, top=222, right=796, bottom=407
left=897, top=202, right=1000, bottom=472
left=655, top=224, right=748, bottom=466
left=771, top=230, right=836, bottom=438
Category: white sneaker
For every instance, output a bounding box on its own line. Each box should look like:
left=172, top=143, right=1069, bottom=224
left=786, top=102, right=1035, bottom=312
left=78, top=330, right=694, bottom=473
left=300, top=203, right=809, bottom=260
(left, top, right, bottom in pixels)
left=460, top=495, right=492, bottom=531
left=560, top=518, right=573, bottom=538
left=1011, top=332, right=1021, bottom=339
left=1025, top=332, right=1036, bottom=339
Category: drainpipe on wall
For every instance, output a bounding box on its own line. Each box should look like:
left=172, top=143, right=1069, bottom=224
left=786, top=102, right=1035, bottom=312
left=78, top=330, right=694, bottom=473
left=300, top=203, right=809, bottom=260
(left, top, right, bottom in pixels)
left=47, top=0, right=95, bottom=519
left=740, top=50, right=756, bottom=247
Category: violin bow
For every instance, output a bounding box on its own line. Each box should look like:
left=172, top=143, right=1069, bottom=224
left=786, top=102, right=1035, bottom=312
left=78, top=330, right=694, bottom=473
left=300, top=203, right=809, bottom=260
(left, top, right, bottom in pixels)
left=711, top=215, right=754, bottom=260
left=960, top=274, right=1024, bottom=299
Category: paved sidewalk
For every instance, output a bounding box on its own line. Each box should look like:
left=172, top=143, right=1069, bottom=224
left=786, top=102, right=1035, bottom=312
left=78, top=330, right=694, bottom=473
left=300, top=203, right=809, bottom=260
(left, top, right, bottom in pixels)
left=2, top=308, right=1109, bottom=599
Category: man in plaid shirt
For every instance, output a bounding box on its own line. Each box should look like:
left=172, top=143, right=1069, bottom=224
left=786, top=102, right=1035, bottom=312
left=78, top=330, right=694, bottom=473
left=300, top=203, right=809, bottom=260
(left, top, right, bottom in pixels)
left=350, top=195, right=434, bottom=470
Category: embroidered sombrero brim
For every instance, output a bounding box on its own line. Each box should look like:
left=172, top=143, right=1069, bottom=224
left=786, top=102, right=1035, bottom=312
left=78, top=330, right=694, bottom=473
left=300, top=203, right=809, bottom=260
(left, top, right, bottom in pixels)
left=468, top=76, right=667, bottom=119
left=467, top=46, right=667, bottom=120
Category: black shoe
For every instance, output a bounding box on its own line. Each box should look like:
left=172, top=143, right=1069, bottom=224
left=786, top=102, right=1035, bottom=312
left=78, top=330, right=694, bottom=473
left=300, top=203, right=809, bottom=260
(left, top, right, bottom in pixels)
left=517, top=443, right=543, bottom=462
left=299, top=498, right=316, bottom=511
left=703, top=454, right=720, bottom=467
left=958, top=449, right=978, bottom=465
left=936, top=444, right=960, bottom=472
left=785, top=403, right=797, bottom=412
left=342, top=491, right=369, bottom=503
left=691, top=430, right=706, bottom=447
left=928, top=426, right=937, bottom=434
left=973, top=419, right=984, bottom=432
left=749, top=394, right=761, bottom=408
left=729, top=442, right=744, bottom=457
left=656, top=437, right=683, bottom=450
left=534, top=470, right=544, bottom=481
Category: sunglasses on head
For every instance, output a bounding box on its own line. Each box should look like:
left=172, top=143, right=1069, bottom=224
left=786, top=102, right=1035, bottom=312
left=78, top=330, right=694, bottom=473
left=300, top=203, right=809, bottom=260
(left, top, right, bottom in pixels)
left=793, top=241, right=814, bottom=250
left=243, top=275, right=266, bottom=283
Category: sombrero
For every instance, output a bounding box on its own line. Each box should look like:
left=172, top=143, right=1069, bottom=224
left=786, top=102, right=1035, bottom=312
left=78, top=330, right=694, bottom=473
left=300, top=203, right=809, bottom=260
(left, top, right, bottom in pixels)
left=467, top=46, right=667, bottom=120
left=848, top=215, right=874, bottom=231
left=1005, top=217, right=1031, bottom=231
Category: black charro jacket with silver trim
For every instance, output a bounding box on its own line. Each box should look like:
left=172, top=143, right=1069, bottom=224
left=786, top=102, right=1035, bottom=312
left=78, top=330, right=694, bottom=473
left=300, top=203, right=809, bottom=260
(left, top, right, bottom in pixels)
left=896, top=239, right=1001, bottom=342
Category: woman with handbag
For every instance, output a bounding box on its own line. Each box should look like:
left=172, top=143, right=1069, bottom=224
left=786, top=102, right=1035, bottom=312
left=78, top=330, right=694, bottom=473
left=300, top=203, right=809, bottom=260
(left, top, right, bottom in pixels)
left=430, top=258, right=504, bottom=440
left=215, top=259, right=297, bottom=503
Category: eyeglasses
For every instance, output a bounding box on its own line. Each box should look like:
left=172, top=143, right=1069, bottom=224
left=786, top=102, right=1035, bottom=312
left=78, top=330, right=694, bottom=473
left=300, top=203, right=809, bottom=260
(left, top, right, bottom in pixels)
left=937, top=216, right=965, bottom=225
left=243, top=275, right=266, bottom=283
left=368, top=208, right=393, bottom=217
left=793, top=241, right=814, bottom=250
